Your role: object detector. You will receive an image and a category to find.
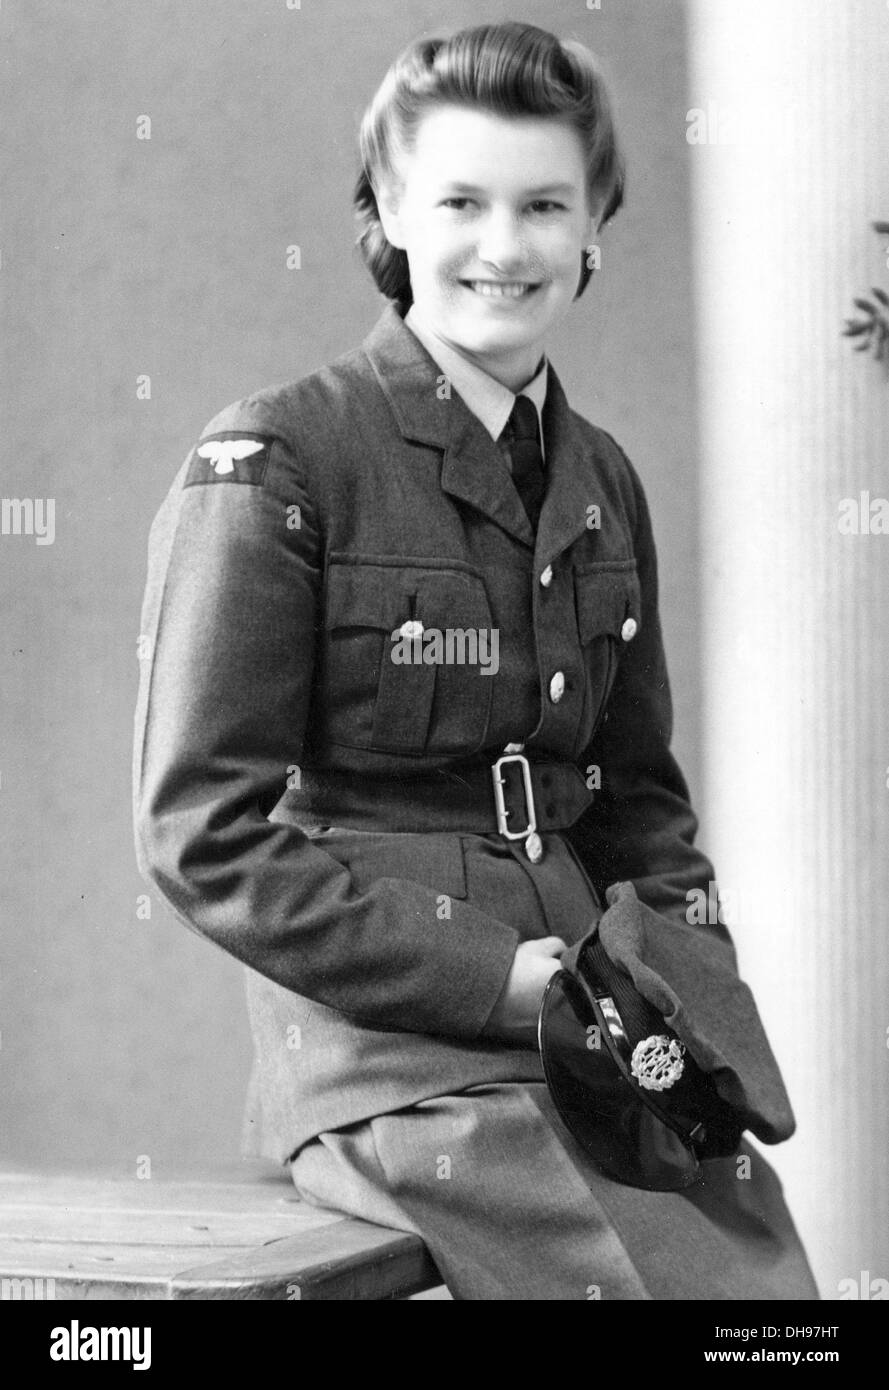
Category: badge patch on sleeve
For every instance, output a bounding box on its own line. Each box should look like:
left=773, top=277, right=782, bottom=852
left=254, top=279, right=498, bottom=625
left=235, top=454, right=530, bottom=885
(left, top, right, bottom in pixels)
left=184, top=432, right=274, bottom=488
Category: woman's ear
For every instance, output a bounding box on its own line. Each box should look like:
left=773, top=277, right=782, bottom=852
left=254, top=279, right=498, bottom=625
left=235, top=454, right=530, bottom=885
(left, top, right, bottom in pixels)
left=376, top=180, right=408, bottom=251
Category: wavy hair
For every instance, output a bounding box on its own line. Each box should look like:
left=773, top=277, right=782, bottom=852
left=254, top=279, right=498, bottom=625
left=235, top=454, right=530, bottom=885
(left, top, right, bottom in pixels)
left=354, top=21, right=625, bottom=307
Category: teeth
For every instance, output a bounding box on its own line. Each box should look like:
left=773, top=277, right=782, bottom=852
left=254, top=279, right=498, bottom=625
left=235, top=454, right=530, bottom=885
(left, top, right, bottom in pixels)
left=467, top=282, right=533, bottom=298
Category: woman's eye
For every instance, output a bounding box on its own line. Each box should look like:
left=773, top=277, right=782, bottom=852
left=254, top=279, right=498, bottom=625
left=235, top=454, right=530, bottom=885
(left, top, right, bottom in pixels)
left=529, top=200, right=567, bottom=214
left=440, top=197, right=473, bottom=210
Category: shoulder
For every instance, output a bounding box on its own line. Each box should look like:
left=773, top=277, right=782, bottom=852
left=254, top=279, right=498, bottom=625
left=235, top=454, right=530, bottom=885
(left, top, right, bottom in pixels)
left=196, top=344, right=382, bottom=457
left=177, top=344, right=384, bottom=503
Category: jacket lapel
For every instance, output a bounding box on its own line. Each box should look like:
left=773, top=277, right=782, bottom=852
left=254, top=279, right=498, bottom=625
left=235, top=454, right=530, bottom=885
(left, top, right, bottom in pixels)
left=362, top=304, right=597, bottom=563
left=536, top=369, right=604, bottom=569
left=440, top=415, right=534, bottom=547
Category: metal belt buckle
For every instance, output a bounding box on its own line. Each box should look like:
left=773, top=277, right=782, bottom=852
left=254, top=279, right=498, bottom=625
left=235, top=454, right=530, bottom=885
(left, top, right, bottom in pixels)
left=491, top=744, right=543, bottom=862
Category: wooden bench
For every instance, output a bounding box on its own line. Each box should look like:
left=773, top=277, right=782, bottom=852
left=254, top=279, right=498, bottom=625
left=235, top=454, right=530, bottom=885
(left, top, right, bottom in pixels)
left=0, top=1162, right=444, bottom=1300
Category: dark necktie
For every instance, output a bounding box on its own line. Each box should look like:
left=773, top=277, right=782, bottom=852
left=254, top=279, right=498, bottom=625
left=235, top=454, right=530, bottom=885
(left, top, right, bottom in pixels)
left=504, top=395, right=546, bottom=531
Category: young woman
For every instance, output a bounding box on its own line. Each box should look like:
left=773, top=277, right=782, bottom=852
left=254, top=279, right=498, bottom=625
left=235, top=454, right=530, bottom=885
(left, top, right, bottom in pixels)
left=134, top=21, right=818, bottom=1300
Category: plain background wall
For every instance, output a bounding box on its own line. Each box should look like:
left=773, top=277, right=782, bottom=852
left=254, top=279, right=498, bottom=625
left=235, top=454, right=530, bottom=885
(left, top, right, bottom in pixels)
left=0, top=0, right=704, bottom=1173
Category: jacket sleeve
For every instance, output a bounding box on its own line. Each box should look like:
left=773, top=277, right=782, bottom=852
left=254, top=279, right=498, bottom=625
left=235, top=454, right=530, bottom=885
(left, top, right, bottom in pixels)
left=133, top=405, right=520, bottom=1038
left=566, top=445, right=796, bottom=1144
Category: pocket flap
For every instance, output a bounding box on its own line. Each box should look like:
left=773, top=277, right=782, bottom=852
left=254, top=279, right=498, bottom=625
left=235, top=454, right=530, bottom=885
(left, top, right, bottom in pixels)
left=574, top=562, right=641, bottom=644
left=305, top=827, right=468, bottom=900
left=325, top=560, right=491, bottom=633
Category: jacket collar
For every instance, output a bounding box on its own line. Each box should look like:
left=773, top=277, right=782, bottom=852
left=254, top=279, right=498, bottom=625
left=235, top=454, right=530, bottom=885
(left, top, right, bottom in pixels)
left=362, top=301, right=596, bottom=564
left=403, top=304, right=549, bottom=455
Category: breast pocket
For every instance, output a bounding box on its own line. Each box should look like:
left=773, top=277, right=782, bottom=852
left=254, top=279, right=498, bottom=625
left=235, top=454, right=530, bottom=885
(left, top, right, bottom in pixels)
left=573, top=560, right=642, bottom=738
left=321, top=556, right=495, bottom=757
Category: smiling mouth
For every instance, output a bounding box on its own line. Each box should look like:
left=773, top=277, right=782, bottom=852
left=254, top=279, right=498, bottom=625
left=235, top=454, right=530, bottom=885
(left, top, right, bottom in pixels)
left=460, top=280, right=542, bottom=299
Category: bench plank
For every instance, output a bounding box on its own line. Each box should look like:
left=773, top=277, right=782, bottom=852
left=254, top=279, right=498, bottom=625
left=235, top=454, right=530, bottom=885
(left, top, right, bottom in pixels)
left=172, top=1222, right=439, bottom=1301
left=0, top=1172, right=303, bottom=1214
left=0, top=1169, right=440, bottom=1301
left=0, top=1205, right=341, bottom=1246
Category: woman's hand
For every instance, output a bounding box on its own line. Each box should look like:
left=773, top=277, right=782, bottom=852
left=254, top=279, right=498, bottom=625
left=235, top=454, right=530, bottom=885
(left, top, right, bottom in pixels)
left=481, top=935, right=567, bottom=1044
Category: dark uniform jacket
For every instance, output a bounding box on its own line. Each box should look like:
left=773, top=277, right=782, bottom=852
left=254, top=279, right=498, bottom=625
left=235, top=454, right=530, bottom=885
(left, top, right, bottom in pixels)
left=133, top=303, right=795, bottom=1163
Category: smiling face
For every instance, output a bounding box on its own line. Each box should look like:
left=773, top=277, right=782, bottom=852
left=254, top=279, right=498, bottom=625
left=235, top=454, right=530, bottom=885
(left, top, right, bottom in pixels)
left=377, top=104, right=596, bottom=390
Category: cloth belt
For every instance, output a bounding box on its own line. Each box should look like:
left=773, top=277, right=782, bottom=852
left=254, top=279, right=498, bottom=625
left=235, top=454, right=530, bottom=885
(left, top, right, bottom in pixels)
left=278, top=757, right=594, bottom=837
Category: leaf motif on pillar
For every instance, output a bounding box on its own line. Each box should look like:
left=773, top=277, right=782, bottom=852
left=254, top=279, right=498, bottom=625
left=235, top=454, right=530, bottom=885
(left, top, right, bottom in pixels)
left=842, top=221, right=889, bottom=368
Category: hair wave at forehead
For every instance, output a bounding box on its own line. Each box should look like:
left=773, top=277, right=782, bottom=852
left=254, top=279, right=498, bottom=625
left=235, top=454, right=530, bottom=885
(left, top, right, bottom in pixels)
left=354, top=21, right=625, bottom=307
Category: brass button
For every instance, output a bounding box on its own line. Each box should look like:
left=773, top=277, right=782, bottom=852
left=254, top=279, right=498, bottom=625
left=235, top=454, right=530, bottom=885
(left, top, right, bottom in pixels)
left=621, top=617, right=638, bottom=642
left=549, top=671, right=565, bottom=703
left=524, top=832, right=543, bottom=863
left=540, top=565, right=553, bottom=588
left=399, top=619, right=424, bottom=639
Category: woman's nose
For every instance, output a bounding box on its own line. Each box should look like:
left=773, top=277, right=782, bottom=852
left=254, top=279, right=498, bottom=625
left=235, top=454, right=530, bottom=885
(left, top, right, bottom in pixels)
left=475, top=212, right=527, bottom=271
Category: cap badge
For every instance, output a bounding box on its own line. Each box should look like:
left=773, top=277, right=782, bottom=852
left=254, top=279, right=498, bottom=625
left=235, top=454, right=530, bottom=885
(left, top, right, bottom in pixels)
left=630, top=1035, right=686, bottom=1091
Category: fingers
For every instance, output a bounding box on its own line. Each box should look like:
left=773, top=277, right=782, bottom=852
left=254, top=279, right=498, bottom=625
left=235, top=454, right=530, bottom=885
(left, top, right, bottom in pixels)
left=526, top=935, right=568, bottom=958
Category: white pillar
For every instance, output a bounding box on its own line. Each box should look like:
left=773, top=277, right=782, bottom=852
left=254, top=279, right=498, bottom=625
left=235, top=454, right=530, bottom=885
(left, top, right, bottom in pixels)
left=689, top=0, right=889, bottom=1297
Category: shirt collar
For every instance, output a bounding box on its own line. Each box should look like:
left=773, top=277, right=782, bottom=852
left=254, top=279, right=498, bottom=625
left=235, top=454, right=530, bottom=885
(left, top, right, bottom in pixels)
left=404, top=305, right=549, bottom=458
